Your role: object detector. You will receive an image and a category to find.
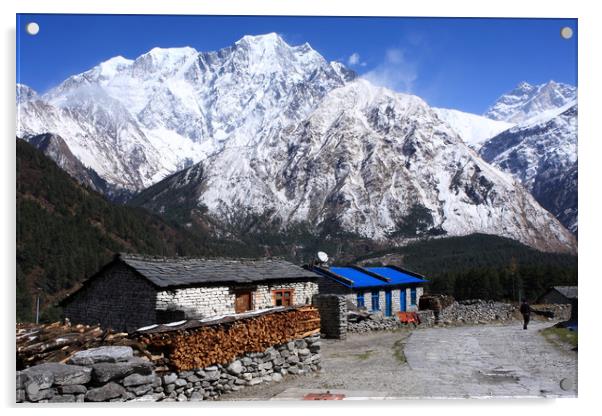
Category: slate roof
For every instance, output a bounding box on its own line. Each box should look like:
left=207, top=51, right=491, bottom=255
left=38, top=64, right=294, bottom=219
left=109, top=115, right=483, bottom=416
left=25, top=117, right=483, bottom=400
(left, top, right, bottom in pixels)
left=118, top=253, right=319, bottom=288
left=553, top=286, right=578, bottom=299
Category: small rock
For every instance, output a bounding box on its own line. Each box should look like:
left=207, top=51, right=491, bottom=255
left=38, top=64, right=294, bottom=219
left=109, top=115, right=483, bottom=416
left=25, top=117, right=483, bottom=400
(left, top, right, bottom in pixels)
left=58, top=384, right=87, bottom=395
left=85, top=382, right=125, bottom=402
left=272, top=373, right=283, bottom=382
left=123, top=373, right=155, bottom=387
left=129, top=384, right=153, bottom=396
left=49, top=394, right=75, bottom=403
left=227, top=360, right=243, bottom=376
left=298, top=348, right=310, bottom=357
left=189, top=391, right=204, bottom=401
left=286, top=355, right=300, bottom=364
left=174, top=378, right=188, bottom=387
left=163, top=373, right=178, bottom=385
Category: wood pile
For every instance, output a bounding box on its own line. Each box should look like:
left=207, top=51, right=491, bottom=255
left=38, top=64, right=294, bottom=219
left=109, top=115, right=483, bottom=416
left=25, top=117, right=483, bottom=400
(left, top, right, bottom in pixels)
left=16, top=322, right=149, bottom=370
left=137, top=306, right=320, bottom=371
left=419, top=294, right=455, bottom=311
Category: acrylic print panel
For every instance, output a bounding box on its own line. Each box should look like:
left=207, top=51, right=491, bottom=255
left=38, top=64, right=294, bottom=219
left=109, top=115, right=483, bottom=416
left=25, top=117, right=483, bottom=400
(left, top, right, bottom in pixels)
left=16, top=14, right=577, bottom=402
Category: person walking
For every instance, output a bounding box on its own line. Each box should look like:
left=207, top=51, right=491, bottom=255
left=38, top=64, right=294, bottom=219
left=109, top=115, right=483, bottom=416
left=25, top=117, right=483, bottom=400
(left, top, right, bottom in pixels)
left=520, top=300, right=531, bottom=330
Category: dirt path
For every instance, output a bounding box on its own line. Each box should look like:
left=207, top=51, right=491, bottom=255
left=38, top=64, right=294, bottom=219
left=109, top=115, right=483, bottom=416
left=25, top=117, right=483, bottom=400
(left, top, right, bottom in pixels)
left=222, top=321, right=577, bottom=400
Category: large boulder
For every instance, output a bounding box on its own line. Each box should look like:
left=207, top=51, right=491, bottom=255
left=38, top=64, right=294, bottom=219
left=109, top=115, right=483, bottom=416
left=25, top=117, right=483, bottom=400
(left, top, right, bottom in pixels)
left=68, top=346, right=133, bottom=366
left=91, top=357, right=153, bottom=383
left=22, top=363, right=92, bottom=386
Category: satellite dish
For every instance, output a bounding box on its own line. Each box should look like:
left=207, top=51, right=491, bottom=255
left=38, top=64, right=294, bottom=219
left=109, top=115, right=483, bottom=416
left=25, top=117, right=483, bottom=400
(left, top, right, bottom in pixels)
left=316, top=251, right=329, bottom=264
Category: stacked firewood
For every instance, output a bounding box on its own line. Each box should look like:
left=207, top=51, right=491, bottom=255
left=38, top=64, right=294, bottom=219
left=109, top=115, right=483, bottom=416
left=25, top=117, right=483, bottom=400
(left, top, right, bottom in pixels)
left=16, top=322, right=148, bottom=369
left=137, top=306, right=320, bottom=371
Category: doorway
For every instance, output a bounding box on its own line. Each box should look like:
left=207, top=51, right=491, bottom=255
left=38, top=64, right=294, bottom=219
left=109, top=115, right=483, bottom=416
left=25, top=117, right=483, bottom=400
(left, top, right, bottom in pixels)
left=235, top=290, right=252, bottom=313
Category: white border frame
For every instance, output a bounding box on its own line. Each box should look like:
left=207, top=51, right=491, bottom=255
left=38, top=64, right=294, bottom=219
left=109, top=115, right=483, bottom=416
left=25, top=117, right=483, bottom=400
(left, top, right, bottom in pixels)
left=2, top=1, right=599, bottom=415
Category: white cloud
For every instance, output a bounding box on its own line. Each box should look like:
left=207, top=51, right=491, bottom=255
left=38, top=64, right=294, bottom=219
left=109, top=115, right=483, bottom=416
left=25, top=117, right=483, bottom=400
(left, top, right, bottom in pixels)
left=347, top=52, right=360, bottom=66
left=347, top=52, right=367, bottom=67
left=361, top=48, right=417, bottom=93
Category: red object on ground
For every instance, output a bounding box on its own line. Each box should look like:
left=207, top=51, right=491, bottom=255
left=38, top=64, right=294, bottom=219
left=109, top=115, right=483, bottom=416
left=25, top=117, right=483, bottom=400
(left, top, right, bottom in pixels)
left=398, top=311, right=420, bottom=324
left=303, top=393, right=346, bottom=400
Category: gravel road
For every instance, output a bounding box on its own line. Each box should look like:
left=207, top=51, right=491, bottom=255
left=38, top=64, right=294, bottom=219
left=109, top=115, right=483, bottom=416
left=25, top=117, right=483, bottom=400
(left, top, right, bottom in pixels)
left=222, top=321, right=577, bottom=400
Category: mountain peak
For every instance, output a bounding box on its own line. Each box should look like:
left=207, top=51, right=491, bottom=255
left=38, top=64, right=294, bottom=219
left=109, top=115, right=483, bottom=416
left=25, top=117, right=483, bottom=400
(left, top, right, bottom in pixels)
left=236, top=32, right=285, bottom=46
left=16, top=84, right=37, bottom=103
left=517, top=81, right=533, bottom=89
left=485, top=80, right=576, bottom=123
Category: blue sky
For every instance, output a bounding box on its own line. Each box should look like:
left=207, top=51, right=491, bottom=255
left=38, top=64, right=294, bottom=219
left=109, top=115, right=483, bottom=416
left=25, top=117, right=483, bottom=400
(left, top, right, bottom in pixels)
left=16, top=14, right=577, bottom=114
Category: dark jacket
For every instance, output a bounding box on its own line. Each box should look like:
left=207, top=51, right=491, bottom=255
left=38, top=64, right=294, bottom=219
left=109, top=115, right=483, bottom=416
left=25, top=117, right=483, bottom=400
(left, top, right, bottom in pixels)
left=520, top=303, right=531, bottom=315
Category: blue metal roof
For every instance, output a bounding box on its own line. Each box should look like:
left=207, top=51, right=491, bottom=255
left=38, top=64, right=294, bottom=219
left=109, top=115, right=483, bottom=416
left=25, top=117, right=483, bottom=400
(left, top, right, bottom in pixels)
left=317, top=266, right=427, bottom=289
left=366, top=267, right=428, bottom=285
left=329, top=267, right=382, bottom=288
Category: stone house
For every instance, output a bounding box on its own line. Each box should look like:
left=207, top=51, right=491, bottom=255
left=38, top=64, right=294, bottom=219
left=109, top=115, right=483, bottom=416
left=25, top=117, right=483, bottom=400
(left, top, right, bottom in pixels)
left=60, top=253, right=320, bottom=332
left=309, top=265, right=427, bottom=316
left=536, top=286, right=578, bottom=321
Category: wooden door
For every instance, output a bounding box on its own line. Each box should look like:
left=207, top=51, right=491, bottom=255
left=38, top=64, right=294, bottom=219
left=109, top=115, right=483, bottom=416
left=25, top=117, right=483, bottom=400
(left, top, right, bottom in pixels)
left=385, top=290, right=392, bottom=317
left=235, top=291, right=252, bottom=313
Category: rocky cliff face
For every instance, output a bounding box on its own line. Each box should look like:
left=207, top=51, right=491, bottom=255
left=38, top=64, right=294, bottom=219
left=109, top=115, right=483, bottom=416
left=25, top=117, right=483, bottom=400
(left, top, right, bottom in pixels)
left=133, top=79, right=576, bottom=253
left=480, top=104, right=577, bottom=233
left=484, top=81, right=576, bottom=123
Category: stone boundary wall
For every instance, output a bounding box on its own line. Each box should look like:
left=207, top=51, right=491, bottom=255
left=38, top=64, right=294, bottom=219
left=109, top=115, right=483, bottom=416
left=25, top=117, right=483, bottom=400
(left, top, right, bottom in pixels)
left=348, top=317, right=403, bottom=333
left=437, top=300, right=517, bottom=325
left=17, top=335, right=321, bottom=403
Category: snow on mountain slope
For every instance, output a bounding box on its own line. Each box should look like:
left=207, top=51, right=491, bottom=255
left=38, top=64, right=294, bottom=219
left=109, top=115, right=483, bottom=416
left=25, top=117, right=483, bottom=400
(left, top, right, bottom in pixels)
left=134, top=79, right=576, bottom=253
left=16, top=84, right=37, bottom=103
left=17, top=33, right=353, bottom=191
left=480, top=102, right=577, bottom=233
left=17, top=34, right=576, bottom=252
left=484, top=81, right=576, bottom=123
left=434, top=108, right=513, bottom=149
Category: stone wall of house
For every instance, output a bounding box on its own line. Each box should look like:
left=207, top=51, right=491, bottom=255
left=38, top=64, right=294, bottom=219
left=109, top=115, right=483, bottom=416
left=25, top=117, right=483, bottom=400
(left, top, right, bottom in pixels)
left=17, top=337, right=321, bottom=403
left=63, top=264, right=158, bottom=332
left=346, top=286, right=424, bottom=314
left=156, top=286, right=233, bottom=319
left=254, top=281, right=319, bottom=309
left=156, top=281, right=319, bottom=319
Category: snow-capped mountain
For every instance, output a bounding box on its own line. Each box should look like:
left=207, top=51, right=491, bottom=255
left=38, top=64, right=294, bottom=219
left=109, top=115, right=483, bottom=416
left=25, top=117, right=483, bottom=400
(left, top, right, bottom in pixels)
left=434, top=108, right=513, bottom=149
left=17, top=33, right=353, bottom=190
left=133, top=79, right=575, bottom=253
left=480, top=102, right=577, bottom=233
left=16, top=83, right=37, bottom=103
left=16, top=33, right=576, bottom=253
left=484, top=81, right=576, bottom=123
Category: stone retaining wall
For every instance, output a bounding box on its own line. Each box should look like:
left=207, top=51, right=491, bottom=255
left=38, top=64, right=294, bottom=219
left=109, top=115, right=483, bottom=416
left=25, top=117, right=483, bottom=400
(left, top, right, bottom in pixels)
left=17, top=335, right=321, bottom=403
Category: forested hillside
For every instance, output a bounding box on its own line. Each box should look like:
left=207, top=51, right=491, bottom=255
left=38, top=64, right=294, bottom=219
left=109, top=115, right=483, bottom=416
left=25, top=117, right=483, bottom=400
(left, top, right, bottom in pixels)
left=16, top=139, right=242, bottom=322
left=356, top=234, right=577, bottom=302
